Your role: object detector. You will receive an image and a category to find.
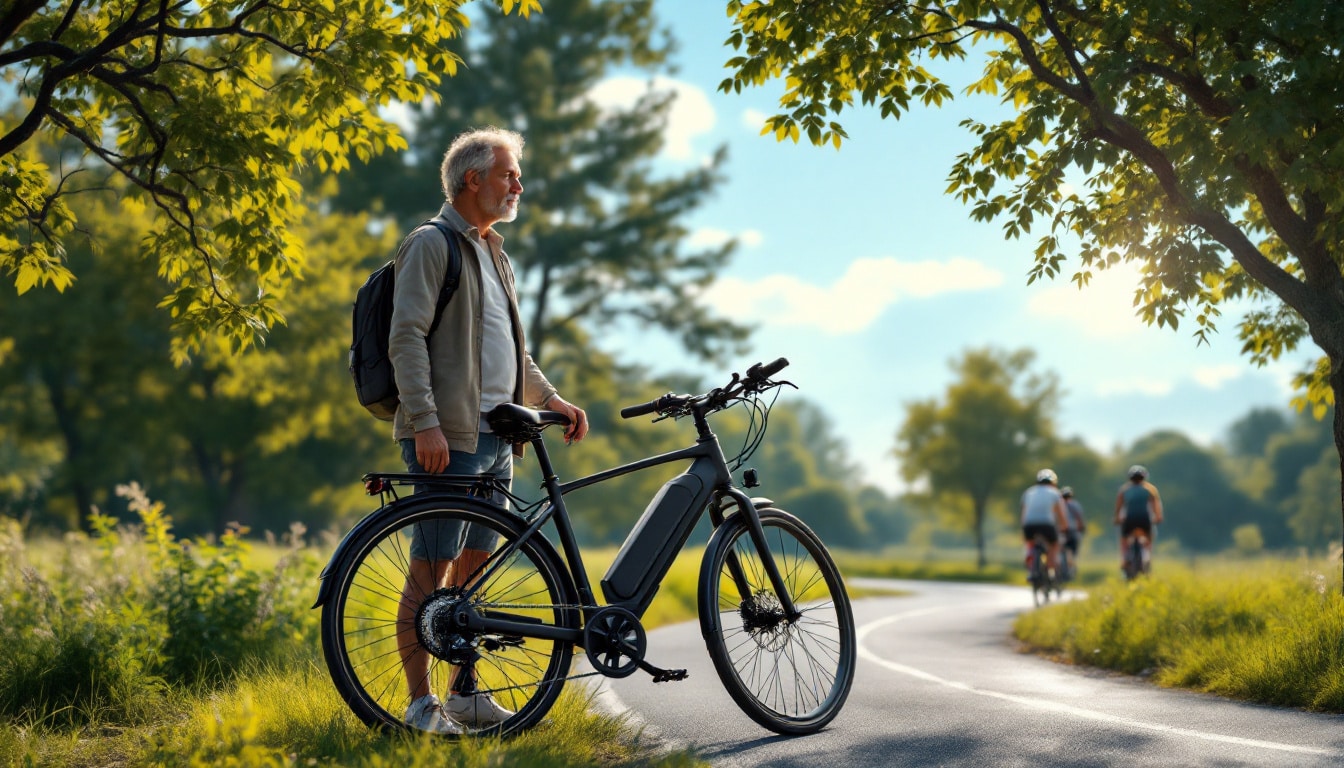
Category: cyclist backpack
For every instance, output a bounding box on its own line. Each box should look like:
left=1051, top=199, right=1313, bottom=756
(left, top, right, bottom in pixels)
left=350, top=220, right=463, bottom=421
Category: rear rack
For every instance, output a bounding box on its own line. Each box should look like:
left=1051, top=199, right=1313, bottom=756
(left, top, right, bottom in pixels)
left=362, top=472, right=505, bottom=501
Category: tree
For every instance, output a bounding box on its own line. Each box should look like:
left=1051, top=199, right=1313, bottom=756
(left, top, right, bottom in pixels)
left=1288, top=446, right=1343, bottom=553
left=1228, top=408, right=1291, bottom=458
left=857, top=486, right=915, bottom=548
left=1124, top=430, right=1263, bottom=551
left=2, top=0, right=538, bottom=360
left=720, top=1, right=1344, bottom=576
left=332, top=0, right=748, bottom=368
left=896, top=348, right=1059, bottom=567
left=0, top=192, right=176, bottom=528
left=0, top=165, right=402, bottom=534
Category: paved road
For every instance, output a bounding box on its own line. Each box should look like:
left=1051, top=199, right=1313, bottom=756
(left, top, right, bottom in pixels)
left=591, top=579, right=1344, bottom=767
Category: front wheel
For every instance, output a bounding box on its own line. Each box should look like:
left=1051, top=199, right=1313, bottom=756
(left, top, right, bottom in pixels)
left=320, top=495, right=579, bottom=737
left=699, top=508, right=855, bottom=735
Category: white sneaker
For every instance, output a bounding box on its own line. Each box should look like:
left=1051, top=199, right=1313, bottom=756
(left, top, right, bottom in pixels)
left=404, top=694, right=464, bottom=735
left=444, top=692, right=515, bottom=728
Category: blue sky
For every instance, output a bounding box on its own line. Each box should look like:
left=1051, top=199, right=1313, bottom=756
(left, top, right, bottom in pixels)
left=424, top=1, right=1319, bottom=495
left=569, top=2, right=1324, bottom=494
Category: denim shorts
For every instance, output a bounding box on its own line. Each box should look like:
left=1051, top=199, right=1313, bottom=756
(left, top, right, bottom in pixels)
left=401, top=433, right=513, bottom=562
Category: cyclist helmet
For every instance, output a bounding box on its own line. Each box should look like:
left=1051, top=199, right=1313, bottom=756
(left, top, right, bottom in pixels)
left=1128, top=464, right=1148, bottom=481
left=1060, top=486, right=1074, bottom=498
left=1036, top=468, right=1058, bottom=485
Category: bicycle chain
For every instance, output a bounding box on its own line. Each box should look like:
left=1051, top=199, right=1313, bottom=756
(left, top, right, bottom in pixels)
left=475, top=600, right=594, bottom=611
left=460, top=600, right=604, bottom=697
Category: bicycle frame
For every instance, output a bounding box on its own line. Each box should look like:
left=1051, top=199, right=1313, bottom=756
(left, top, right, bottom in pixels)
left=400, top=400, right=800, bottom=647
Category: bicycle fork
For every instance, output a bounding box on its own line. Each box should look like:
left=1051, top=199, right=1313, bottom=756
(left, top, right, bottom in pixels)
left=713, top=488, right=802, bottom=622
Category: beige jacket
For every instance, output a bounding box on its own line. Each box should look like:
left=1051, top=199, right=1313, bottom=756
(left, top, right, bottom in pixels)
left=389, top=205, right=556, bottom=453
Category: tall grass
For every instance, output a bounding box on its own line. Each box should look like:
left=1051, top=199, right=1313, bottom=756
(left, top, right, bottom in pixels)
left=1014, top=560, right=1344, bottom=711
left=0, top=496, right=710, bottom=768
left=0, top=484, right=321, bottom=729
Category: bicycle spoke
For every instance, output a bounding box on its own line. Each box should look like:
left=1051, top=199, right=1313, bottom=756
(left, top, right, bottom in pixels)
left=703, top=512, right=854, bottom=733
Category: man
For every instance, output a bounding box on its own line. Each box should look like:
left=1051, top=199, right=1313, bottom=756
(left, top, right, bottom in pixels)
left=1021, top=468, right=1069, bottom=575
left=1059, top=486, right=1087, bottom=580
left=389, top=127, right=588, bottom=735
left=1114, top=464, right=1163, bottom=576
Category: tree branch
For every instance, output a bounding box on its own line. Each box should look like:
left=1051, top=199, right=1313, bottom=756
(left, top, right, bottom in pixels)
left=1129, top=61, right=1234, bottom=119
left=964, top=11, right=1318, bottom=331
left=50, top=0, right=91, bottom=42
left=1034, top=0, right=1094, bottom=100
left=964, top=17, right=1088, bottom=102
left=0, top=0, right=54, bottom=51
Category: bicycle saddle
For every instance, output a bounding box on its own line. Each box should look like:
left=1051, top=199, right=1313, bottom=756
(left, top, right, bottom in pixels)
left=486, top=403, right=571, bottom=442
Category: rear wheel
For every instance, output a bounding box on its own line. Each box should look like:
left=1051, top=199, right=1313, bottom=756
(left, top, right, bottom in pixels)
left=699, top=508, right=855, bottom=735
left=1031, top=548, right=1051, bottom=606
left=1124, top=537, right=1144, bottom=581
left=320, top=496, right=578, bottom=737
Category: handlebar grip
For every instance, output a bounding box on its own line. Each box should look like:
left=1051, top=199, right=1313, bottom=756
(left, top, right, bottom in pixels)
left=747, top=357, right=789, bottom=380
left=620, top=394, right=673, bottom=419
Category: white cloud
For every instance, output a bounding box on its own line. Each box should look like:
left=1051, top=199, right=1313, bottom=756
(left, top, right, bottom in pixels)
left=687, top=227, right=764, bottom=250
left=1026, top=262, right=1148, bottom=338
left=587, top=76, right=715, bottom=161
left=741, top=108, right=768, bottom=133
left=700, top=257, right=1003, bottom=334
left=1095, top=379, right=1175, bottom=397
left=1192, top=364, right=1243, bottom=389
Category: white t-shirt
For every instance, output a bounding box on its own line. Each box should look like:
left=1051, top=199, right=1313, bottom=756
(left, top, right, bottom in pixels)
left=471, top=239, right=517, bottom=416
left=1021, top=484, right=1062, bottom=526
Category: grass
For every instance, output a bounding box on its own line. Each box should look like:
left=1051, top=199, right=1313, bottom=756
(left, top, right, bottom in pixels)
left=834, top=546, right=1112, bottom=587
left=1013, top=558, right=1344, bottom=712
left=0, top=500, right=714, bottom=768
left=1, top=499, right=917, bottom=768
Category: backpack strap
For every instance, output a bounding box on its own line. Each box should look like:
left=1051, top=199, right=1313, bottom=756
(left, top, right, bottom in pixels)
left=420, top=220, right=464, bottom=337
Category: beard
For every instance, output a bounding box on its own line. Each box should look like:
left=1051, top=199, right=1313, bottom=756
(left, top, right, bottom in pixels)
left=492, top=195, right=519, bottom=223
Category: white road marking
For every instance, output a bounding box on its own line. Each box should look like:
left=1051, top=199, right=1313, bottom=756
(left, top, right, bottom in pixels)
left=857, top=610, right=1340, bottom=758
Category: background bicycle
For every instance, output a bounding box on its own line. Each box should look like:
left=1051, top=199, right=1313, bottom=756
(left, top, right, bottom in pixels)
left=1122, top=529, right=1153, bottom=580
left=314, top=359, right=856, bottom=739
left=1028, top=533, right=1056, bottom=606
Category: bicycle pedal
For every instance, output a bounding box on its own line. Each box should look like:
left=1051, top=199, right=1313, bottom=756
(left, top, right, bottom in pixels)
left=651, top=668, right=688, bottom=683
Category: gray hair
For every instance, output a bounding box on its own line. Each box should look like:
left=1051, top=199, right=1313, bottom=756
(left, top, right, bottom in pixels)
left=440, top=127, right=525, bottom=202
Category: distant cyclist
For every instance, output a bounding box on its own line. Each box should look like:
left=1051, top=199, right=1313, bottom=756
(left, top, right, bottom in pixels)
left=1114, top=465, right=1163, bottom=575
left=1021, top=469, right=1069, bottom=575
left=1059, top=486, right=1087, bottom=580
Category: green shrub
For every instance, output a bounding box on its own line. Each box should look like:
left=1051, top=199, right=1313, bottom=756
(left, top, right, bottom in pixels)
left=0, top=516, right=165, bottom=726
left=0, top=484, right=320, bottom=726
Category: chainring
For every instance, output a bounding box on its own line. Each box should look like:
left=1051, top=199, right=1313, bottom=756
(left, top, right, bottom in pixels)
left=583, top=606, right=647, bottom=678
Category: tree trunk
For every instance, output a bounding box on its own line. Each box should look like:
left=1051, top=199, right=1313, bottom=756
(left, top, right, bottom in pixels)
left=527, top=263, right=553, bottom=366
left=191, top=438, right=227, bottom=538
left=1332, top=358, right=1344, bottom=590
left=40, top=365, right=93, bottom=530
left=972, top=495, right=987, bottom=569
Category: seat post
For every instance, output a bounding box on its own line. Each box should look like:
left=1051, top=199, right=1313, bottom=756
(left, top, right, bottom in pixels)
left=530, top=435, right=558, bottom=485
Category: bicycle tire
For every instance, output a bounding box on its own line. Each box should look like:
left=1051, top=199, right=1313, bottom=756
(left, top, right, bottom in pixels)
left=1031, top=548, right=1050, bottom=606
left=698, top=508, right=855, bottom=735
left=320, top=495, right=578, bottom=737
left=1125, top=537, right=1144, bottom=581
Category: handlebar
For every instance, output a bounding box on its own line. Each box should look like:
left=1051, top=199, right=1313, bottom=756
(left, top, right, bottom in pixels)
left=619, top=393, right=685, bottom=419
left=619, top=358, right=790, bottom=420
left=747, top=357, right=788, bottom=381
